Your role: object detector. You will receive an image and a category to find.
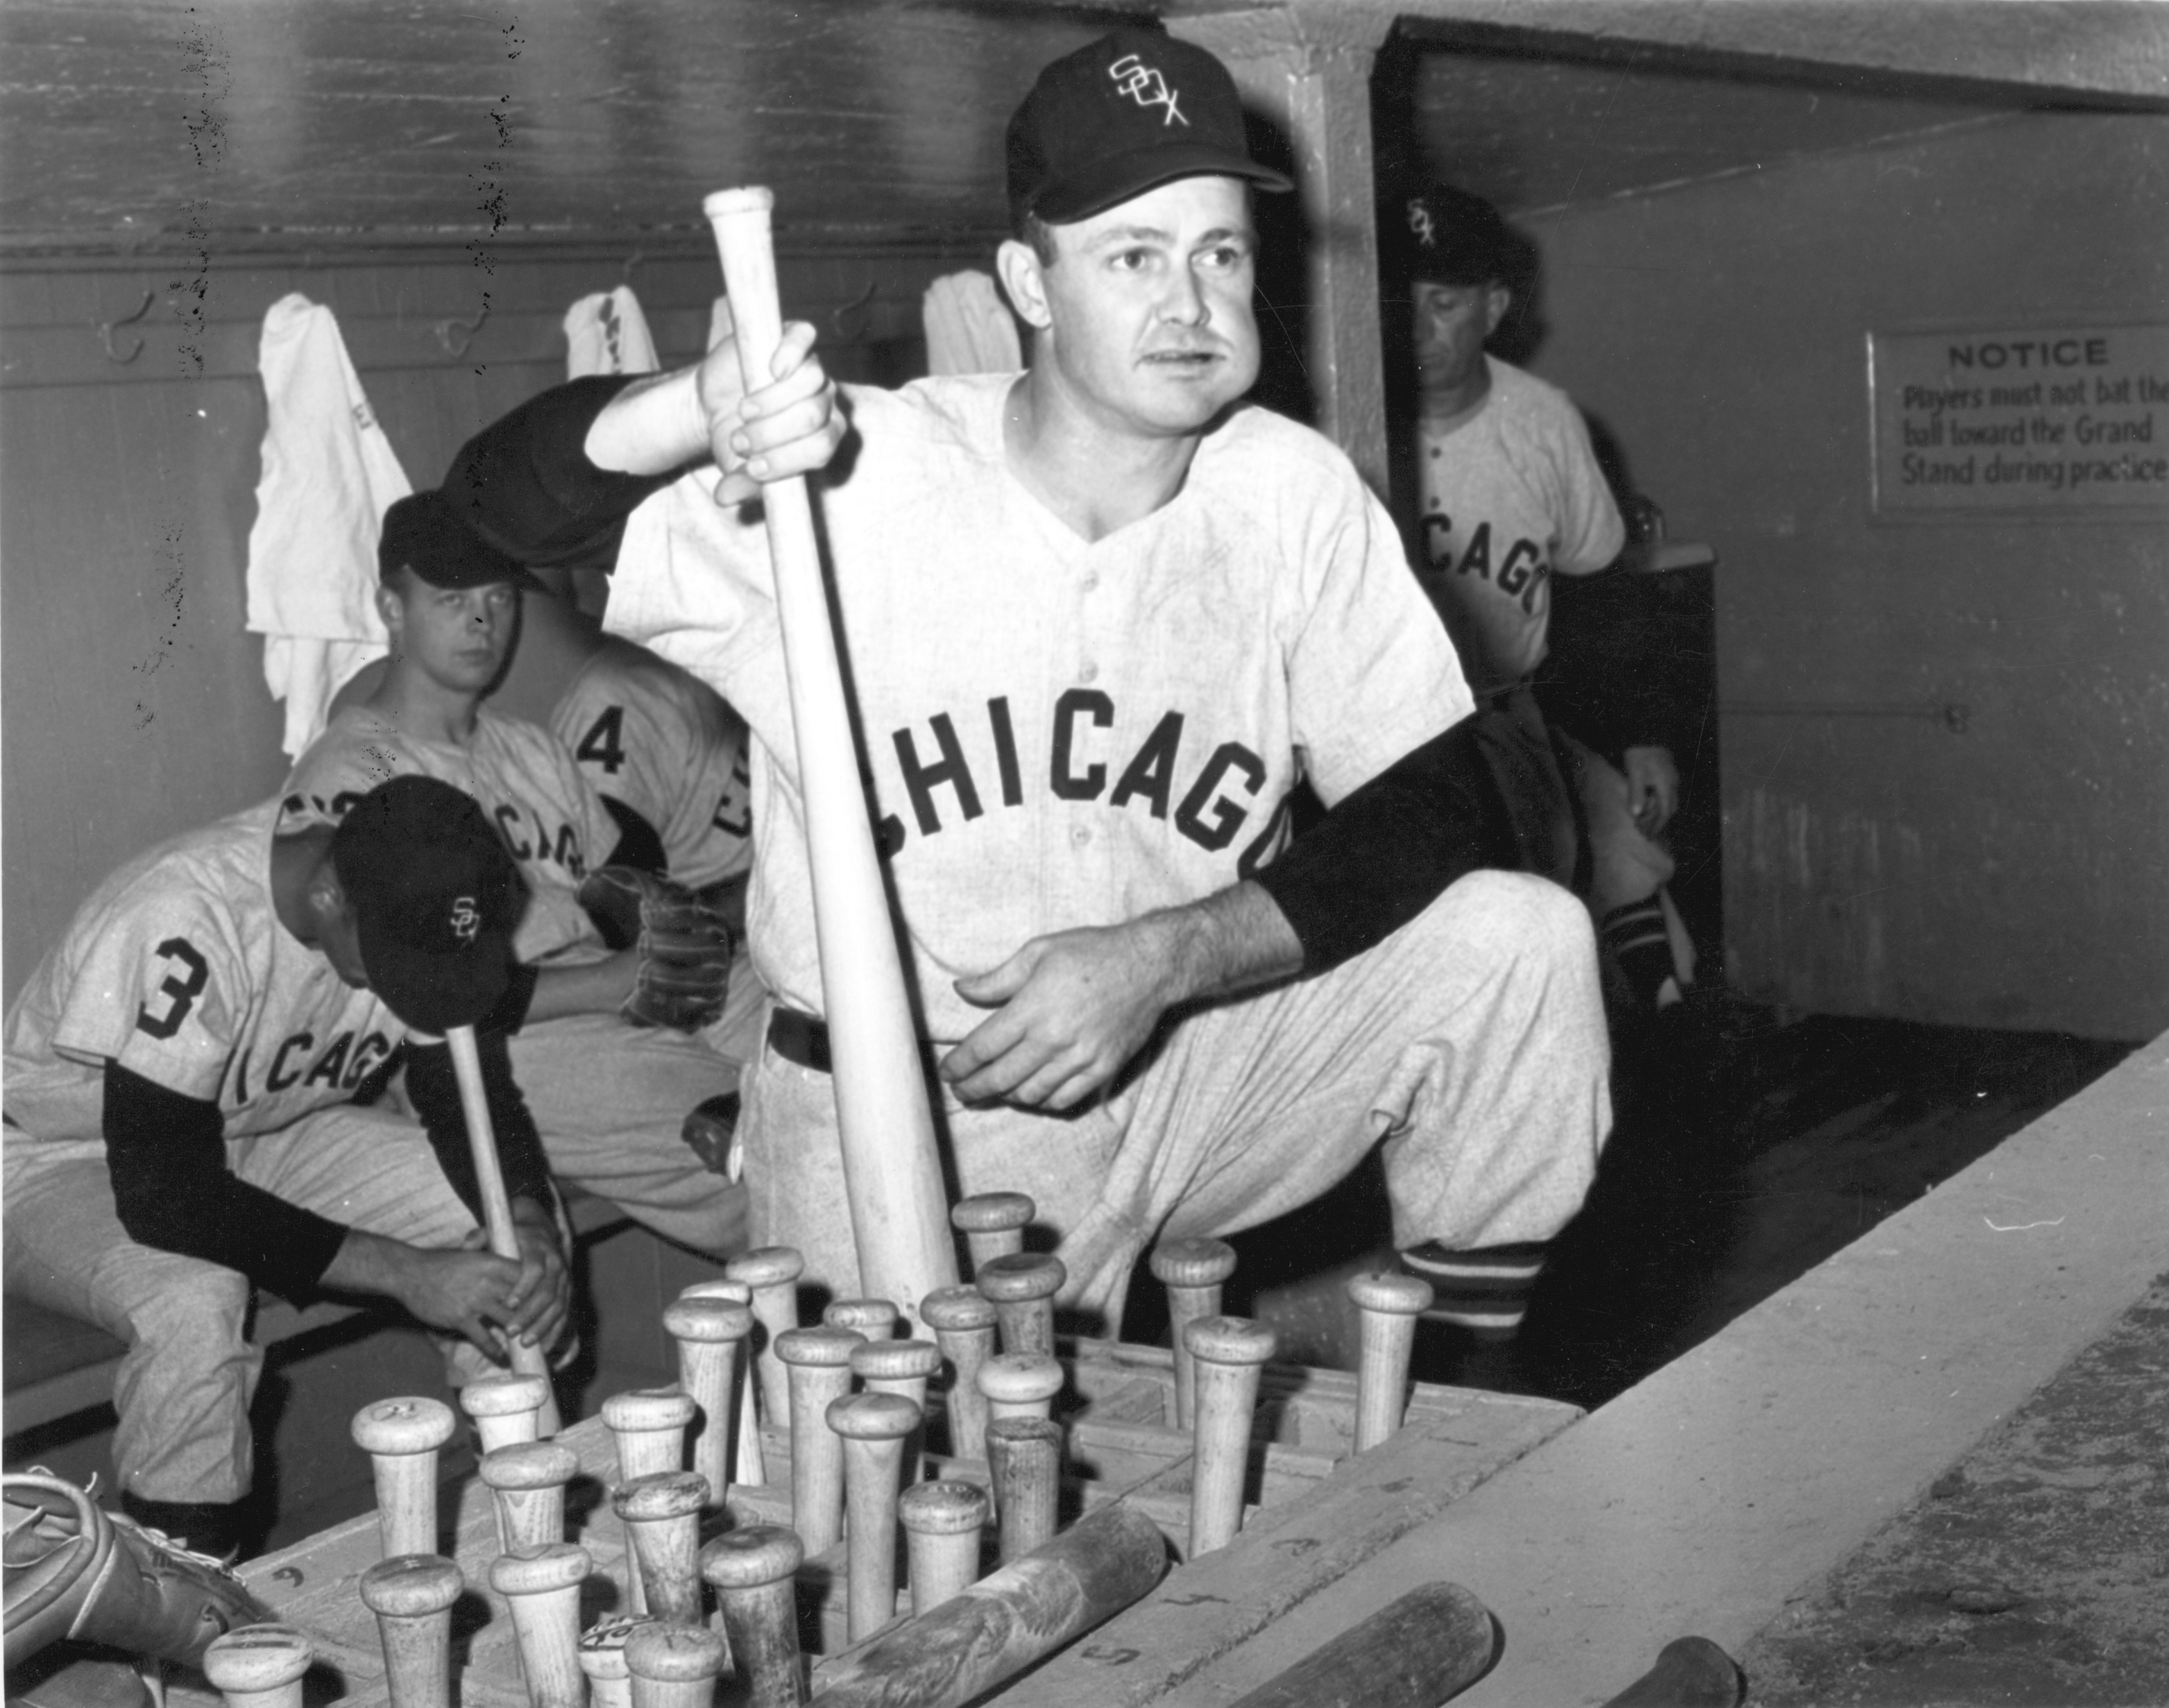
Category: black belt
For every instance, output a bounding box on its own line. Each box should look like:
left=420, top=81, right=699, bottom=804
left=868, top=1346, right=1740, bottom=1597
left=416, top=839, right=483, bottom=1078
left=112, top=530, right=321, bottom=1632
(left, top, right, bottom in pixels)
left=768, top=1009, right=944, bottom=1077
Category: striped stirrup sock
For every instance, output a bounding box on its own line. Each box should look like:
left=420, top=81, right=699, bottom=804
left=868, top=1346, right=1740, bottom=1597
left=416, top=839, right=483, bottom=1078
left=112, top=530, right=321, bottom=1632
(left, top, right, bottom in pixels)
left=1602, top=898, right=1676, bottom=1013
left=1397, top=1240, right=1549, bottom=1342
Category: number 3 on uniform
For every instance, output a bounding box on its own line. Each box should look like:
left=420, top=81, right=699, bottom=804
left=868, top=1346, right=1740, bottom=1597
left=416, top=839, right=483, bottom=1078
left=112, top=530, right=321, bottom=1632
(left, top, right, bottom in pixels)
left=136, top=937, right=209, bottom=1039
left=577, top=706, right=628, bottom=775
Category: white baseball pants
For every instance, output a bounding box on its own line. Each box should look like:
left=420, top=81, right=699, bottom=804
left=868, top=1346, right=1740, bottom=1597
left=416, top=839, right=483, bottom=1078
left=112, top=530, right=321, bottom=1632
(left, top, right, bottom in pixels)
left=741, top=869, right=1613, bottom=1329
left=2, top=1106, right=486, bottom=1506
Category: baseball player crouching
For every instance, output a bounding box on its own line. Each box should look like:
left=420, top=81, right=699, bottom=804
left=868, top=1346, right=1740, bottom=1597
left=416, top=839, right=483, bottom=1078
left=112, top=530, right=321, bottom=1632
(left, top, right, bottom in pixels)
left=2, top=778, right=567, bottom=1559
left=282, top=491, right=745, bottom=1255
left=450, top=28, right=1613, bottom=1343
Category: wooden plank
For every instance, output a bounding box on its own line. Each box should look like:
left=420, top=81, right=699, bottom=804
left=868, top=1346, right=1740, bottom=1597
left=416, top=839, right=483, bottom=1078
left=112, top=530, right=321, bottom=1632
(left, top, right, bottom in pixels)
left=1003, top=1384, right=1580, bottom=1705
left=1149, top=1032, right=2169, bottom=1707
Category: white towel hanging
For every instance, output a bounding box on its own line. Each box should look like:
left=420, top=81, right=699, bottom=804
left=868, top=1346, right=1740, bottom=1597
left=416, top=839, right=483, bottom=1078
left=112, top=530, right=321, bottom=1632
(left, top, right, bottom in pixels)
left=244, top=293, right=403, bottom=760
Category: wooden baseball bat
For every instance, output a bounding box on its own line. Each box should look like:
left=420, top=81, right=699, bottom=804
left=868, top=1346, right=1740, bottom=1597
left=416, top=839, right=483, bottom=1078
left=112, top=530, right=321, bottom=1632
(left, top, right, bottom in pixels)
left=357, top=1554, right=462, bottom=1708
left=489, top=1543, right=592, bottom=1708
left=624, top=1622, right=727, bottom=1708
left=896, top=1482, right=988, bottom=1619
left=577, top=1615, right=660, bottom=1708
left=1184, top=1315, right=1277, bottom=1559
left=1221, top=1580, right=1497, bottom=1707
left=828, top=1392, right=921, bottom=1643
left=1346, top=1270, right=1434, bottom=1452
left=202, top=1623, right=313, bottom=1708
left=806, top=1503, right=1168, bottom=1708
left=701, top=187, right=958, bottom=1331
left=1150, top=1238, right=1237, bottom=1430
left=613, top=1471, right=711, bottom=1628
left=776, top=1325, right=862, bottom=1554
left=1597, top=1635, right=1747, bottom=1707
left=445, top=1023, right=561, bottom=1435
left=700, top=1527, right=808, bottom=1708
left=677, top=1278, right=767, bottom=1489
left=350, top=1396, right=454, bottom=1558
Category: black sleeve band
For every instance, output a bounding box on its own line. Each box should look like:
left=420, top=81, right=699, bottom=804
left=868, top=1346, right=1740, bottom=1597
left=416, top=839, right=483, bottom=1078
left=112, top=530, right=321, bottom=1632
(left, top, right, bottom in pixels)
left=599, top=796, right=669, bottom=878
left=404, top=1030, right=557, bottom=1223
left=1252, top=718, right=1517, bottom=976
left=477, top=962, right=539, bottom=1036
left=102, top=1060, right=350, bottom=1304
left=441, top=375, right=681, bottom=568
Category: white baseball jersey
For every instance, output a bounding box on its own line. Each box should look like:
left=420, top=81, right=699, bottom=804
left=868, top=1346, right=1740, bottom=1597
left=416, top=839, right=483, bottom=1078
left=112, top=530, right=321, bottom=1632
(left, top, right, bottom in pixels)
left=280, top=705, right=617, bottom=964
left=1415, top=357, right=1624, bottom=699
left=552, top=640, right=753, bottom=891
left=604, top=373, right=1471, bottom=1040
left=3, top=800, right=406, bottom=1162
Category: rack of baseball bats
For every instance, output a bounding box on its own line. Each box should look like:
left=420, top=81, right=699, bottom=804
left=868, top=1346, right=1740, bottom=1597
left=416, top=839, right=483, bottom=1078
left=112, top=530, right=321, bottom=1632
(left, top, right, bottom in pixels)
left=192, top=1189, right=1477, bottom=1708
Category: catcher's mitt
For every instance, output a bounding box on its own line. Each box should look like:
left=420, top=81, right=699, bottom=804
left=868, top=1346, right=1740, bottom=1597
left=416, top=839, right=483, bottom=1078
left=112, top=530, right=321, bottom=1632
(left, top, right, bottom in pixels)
left=578, top=865, right=735, bottom=1032
left=3, top=1472, right=268, bottom=1673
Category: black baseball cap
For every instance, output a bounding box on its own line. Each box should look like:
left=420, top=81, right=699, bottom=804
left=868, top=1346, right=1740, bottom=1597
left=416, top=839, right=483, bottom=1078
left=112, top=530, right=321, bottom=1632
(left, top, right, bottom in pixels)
left=378, top=489, right=543, bottom=592
left=1006, top=27, right=1292, bottom=228
left=330, top=776, right=528, bottom=1034
left=1390, top=185, right=1519, bottom=287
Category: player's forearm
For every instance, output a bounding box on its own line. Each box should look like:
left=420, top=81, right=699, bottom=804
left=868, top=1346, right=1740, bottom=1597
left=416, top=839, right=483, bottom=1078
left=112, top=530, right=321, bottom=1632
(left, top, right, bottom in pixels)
left=584, top=368, right=718, bottom=476
left=319, top=1227, right=425, bottom=1307
left=525, top=952, right=639, bottom=1023
left=1141, top=881, right=1305, bottom=1007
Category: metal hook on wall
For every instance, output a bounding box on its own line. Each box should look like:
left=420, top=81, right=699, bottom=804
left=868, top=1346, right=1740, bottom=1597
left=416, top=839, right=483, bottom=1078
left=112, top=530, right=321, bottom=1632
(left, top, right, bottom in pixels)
left=96, top=289, right=156, bottom=364
left=432, top=300, right=491, bottom=358
left=831, top=281, right=877, bottom=341
left=620, top=249, right=647, bottom=287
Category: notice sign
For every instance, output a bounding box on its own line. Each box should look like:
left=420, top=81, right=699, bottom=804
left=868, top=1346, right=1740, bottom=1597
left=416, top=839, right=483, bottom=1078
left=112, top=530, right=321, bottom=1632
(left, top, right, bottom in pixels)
left=1869, top=322, right=2169, bottom=517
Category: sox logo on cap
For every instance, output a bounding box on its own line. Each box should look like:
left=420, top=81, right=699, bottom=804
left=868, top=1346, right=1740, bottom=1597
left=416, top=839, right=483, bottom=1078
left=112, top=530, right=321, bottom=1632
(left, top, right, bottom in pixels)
left=1107, top=53, right=1186, bottom=127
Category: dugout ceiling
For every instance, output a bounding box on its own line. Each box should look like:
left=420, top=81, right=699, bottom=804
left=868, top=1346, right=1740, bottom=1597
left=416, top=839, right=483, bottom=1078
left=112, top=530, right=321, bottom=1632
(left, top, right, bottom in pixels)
left=1, top=1, right=2159, bottom=261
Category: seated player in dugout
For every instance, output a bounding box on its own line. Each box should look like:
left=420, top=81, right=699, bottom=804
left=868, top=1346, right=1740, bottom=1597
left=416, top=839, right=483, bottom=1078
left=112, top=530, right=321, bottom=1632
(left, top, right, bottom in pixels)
left=1385, top=183, right=1699, bottom=1030
left=330, top=524, right=756, bottom=941
left=283, top=492, right=750, bottom=1254
left=445, top=27, right=1613, bottom=1358
left=1, top=777, right=568, bottom=1560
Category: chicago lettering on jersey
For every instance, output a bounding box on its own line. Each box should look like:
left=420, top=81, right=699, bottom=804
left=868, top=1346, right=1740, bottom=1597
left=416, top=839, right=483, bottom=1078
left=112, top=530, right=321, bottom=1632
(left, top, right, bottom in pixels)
left=1421, top=513, right=1551, bottom=615
left=228, top=1025, right=395, bottom=1107
left=875, top=689, right=1293, bottom=875
left=284, top=788, right=588, bottom=881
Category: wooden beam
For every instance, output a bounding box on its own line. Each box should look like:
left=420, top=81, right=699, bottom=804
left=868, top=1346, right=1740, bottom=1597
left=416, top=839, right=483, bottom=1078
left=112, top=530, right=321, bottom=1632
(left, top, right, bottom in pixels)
left=1167, top=5, right=1395, bottom=495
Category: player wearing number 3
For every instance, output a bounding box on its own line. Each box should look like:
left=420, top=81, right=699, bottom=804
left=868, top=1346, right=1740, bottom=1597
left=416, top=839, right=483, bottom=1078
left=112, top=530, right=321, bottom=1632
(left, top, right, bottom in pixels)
left=457, top=30, right=1613, bottom=1332
left=2, top=778, right=569, bottom=1560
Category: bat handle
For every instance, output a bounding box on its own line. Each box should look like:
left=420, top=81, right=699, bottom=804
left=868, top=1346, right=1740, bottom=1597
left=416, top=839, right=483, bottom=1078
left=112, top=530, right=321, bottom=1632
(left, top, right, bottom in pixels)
left=445, top=1023, right=561, bottom=1433
left=704, top=189, right=786, bottom=393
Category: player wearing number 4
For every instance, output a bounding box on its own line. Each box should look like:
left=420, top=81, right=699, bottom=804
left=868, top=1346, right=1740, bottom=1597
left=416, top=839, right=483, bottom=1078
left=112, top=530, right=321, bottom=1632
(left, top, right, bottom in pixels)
left=284, top=492, right=749, bottom=1255
left=456, top=28, right=1612, bottom=1340
left=2, top=777, right=569, bottom=1561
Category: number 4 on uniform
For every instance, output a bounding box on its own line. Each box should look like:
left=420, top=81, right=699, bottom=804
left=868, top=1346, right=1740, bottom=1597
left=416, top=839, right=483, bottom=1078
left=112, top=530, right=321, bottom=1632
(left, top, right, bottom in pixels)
left=577, top=706, right=627, bottom=775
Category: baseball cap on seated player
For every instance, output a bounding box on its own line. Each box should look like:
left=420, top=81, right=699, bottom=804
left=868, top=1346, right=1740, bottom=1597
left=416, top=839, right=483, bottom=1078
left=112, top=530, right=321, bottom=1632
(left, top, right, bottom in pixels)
left=1389, top=184, right=1520, bottom=287
left=1006, top=26, right=1293, bottom=228
left=329, top=776, right=528, bottom=1034
left=378, top=488, right=543, bottom=592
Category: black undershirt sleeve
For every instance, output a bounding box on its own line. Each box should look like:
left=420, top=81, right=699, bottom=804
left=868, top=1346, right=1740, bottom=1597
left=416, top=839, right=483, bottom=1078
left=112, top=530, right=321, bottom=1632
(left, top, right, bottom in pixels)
left=477, top=963, right=540, bottom=1036
left=102, top=1060, right=350, bottom=1304
left=402, top=1027, right=556, bottom=1224
left=441, top=375, right=679, bottom=567
left=1252, top=717, right=1519, bottom=977
left=599, top=798, right=669, bottom=877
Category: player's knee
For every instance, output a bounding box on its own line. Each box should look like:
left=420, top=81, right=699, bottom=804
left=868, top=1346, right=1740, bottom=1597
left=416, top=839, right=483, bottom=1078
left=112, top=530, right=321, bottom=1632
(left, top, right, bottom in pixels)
left=1439, top=869, right=1595, bottom=967
left=111, top=1258, right=253, bottom=1360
